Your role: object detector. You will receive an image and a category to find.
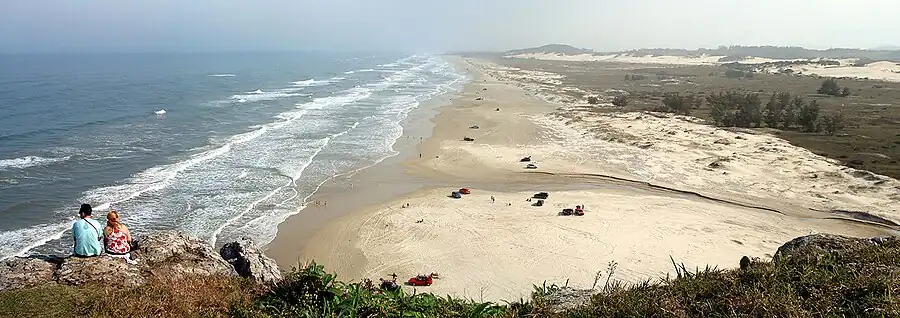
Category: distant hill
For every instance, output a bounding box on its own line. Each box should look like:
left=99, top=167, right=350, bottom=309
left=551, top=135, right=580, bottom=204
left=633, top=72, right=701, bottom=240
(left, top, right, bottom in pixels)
left=503, top=44, right=900, bottom=62
left=605, top=46, right=900, bottom=61
left=504, top=44, right=593, bottom=56
left=872, top=45, right=900, bottom=51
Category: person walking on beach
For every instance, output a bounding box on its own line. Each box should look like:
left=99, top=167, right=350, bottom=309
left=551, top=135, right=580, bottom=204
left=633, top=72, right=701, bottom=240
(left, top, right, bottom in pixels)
left=490, top=196, right=495, bottom=203
left=72, top=204, right=103, bottom=257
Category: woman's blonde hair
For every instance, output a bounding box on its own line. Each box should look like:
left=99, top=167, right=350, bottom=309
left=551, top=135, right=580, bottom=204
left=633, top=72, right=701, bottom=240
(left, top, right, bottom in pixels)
left=107, top=210, right=121, bottom=229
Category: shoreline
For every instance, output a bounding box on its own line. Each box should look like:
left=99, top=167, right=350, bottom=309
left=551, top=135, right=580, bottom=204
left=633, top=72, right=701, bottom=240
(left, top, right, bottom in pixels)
left=265, top=58, right=466, bottom=272
left=267, top=56, right=897, bottom=301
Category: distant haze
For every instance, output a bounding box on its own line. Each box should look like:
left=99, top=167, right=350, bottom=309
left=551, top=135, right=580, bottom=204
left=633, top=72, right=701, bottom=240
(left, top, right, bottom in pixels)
left=1, top=0, right=899, bottom=53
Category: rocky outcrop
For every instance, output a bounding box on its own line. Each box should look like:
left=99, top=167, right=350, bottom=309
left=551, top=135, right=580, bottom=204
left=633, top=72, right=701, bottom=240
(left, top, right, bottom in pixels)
left=56, top=256, right=145, bottom=287
left=220, top=237, right=282, bottom=283
left=0, top=231, right=281, bottom=292
left=542, top=287, right=596, bottom=313
left=773, top=234, right=895, bottom=260
left=134, top=231, right=235, bottom=277
left=0, top=257, right=59, bottom=290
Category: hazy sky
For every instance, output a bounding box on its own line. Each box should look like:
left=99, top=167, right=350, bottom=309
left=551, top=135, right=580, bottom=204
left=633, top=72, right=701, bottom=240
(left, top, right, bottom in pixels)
left=2, top=0, right=899, bottom=53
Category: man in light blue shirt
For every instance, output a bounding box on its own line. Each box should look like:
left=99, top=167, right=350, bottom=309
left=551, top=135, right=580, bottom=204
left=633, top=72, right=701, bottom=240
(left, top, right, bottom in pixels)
left=72, top=203, right=103, bottom=257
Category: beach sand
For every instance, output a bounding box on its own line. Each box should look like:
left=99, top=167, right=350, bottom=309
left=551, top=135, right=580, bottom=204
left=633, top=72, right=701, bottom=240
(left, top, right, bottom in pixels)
left=267, top=56, right=898, bottom=301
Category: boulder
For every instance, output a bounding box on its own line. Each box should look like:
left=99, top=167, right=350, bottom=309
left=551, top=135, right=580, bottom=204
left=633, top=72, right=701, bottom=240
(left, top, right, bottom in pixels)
left=773, top=234, right=895, bottom=261
left=56, top=256, right=145, bottom=288
left=134, top=231, right=235, bottom=277
left=220, top=237, right=282, bottom=283
left=0, top=257, right=58, bottom=291
left=543, top=287, right=596, bottom=313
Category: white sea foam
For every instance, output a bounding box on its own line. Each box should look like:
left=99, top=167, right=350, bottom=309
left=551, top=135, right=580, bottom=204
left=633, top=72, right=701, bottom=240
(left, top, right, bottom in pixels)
left=290, top=77, right=344, bottom=87
left=209, top=74, right=236, bottom=77
left=0, top=155, right=71, bottom=171
left=1, top=54, right=469, bottom=259
left=229, top=90, right=308, bottom=103
left=0, top=222, right=71, bottom=260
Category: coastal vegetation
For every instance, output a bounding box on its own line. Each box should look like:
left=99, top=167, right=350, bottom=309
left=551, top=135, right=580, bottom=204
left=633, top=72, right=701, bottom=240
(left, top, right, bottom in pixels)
left=3, top=235, right=898, bottom=317
left=497, top=56, right=900, bottom=179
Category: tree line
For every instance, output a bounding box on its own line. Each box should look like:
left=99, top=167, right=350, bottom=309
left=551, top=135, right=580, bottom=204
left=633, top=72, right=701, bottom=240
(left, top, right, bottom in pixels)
left=660, top=90, right=846, bottom=135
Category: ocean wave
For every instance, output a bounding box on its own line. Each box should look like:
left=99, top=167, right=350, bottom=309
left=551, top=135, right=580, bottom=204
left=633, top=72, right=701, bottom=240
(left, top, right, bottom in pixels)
left=229, top=89, right=308, bottom=103
left=0, top=155, right=71, bottom=171
left=291, top=77, right=344, bottom=87
left=208, top=74, right=236, bottom=77
left=2, top=54, right=469, bottom=259
left=0, top=222, right=70, bottom=260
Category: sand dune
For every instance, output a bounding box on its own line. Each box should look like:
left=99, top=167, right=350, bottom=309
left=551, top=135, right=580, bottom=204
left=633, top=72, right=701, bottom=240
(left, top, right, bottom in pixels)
left=507, top=52, right=900, bottom=82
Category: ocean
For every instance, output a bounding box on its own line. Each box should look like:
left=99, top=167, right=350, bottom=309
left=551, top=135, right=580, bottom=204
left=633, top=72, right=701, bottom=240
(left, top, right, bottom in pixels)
left=0, top=52, right=466, bottom=259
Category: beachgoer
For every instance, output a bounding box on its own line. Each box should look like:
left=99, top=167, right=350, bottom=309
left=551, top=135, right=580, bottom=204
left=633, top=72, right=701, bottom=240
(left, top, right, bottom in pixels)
left=72, top=204, right=103, bottom=257
left=103, top=210, right=138, bottom=264
left=491, top=196, right=495, bottom=203
left=419, top=153, right=422, bottom=158
left=103, top=210, right=133, bottom=255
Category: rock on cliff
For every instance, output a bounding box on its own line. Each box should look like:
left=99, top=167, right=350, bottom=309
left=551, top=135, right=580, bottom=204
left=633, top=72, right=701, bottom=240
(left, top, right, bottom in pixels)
left=220, top=237, right=283, bottom=283
left=0, top=231, right=281, bottom=292
left=774, top=233, right=895, bottom=260
left=56, top=256, right=146, bottom=288
left=0, top=257, right=59, bottom=291
left=134, top=231, right=235, bottom=277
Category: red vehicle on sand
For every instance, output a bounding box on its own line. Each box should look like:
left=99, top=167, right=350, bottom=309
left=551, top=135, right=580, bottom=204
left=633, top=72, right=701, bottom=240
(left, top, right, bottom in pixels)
left=574, top=205, right=584, bottom=216
left=459, top=188, right=471, bottom=195
left=408, top=274, right=433, bottom=286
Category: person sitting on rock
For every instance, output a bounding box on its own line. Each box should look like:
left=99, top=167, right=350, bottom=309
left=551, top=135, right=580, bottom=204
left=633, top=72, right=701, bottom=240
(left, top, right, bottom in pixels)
left=72, top=203, right=103, bottom=257
left=104, top=210, right=137, bottom=264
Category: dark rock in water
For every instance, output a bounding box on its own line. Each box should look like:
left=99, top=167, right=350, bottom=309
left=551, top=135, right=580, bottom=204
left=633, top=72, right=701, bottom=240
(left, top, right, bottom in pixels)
left=0, top=257, right=59, bottom=291
left=56, top=256, right=145, bottom=288
left=774, top=234, right=895, bottom=261
left=134, top=231, right=235, bottom=277
left=220, top=237, right=282, bottom=283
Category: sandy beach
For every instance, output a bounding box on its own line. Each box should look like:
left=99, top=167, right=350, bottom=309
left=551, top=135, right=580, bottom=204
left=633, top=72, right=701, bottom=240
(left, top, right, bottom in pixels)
left=267, top=56, right=899, bottom=301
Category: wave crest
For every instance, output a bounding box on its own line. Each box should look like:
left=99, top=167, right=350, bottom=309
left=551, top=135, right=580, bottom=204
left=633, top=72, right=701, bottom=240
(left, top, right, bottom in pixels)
left=0, top=156, right=71, bottom=170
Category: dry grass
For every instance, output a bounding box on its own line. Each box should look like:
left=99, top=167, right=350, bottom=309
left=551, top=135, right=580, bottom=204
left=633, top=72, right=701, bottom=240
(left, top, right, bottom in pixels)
left=0, top=275, right=259, bottom=318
